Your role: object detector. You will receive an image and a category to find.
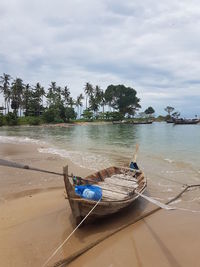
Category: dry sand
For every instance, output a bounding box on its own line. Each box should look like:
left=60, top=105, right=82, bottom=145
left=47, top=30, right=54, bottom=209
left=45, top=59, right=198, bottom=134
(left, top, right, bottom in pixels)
left=0, top=143, right=200, bottom=267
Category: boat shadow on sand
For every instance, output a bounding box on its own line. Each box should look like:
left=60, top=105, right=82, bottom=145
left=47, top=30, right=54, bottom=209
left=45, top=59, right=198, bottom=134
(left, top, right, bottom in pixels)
left=56, top=195, right=151, bottom=267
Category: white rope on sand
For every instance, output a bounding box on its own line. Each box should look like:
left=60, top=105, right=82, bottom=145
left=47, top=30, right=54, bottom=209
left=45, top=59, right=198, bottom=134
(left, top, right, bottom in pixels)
left=137, top=192, right=200, bottom=213
left=42, top=198, right=101, bottom=267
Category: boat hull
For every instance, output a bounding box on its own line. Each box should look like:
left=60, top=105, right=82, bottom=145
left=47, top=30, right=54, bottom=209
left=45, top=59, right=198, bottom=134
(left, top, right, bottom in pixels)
left=63, top=166, right=147, bottom=225
left=174, top=119, right=199, bottom=125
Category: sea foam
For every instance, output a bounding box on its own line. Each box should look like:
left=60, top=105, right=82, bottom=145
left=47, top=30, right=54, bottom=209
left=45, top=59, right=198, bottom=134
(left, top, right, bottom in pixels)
left=0, top=135, right=45, bottom=145
left=38, top=147, right=111, bottom=171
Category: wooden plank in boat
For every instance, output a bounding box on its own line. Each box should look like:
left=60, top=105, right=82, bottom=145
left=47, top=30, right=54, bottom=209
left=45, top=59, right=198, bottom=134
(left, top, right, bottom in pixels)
left=110, top=174, right=138, bottom=182
left=101, top=189, right=127, bottom=201
left=98, top=181, right=132, bottom=194
left=104, top=177, right=138, bottom=188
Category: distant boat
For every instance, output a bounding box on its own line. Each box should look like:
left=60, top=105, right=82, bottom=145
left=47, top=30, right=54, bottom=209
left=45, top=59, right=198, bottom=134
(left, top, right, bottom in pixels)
left=174, top=118, right=200, bottom=125
left=130, top=120, right=153, bottom=125
left=63, top=165, right=147, bottom=225
left=166, top=119, right=174, bottom=123
left=112, top=120, right=153, bottom=125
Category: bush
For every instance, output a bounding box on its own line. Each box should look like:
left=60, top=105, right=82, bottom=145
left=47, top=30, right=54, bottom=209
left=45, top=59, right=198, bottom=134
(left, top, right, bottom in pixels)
left=28, top=117, right=41, bottom=125
left=63, top=107, right=77, bottom=122
left=43, top=106, right=76, bottom=123
left=110, top=112, right=124, bottom=121
left=43, top=108, right=61, bottom=123
left=4, top=112, right=18, bottom=126
left=0, top=114, right=4, bottom=126
left=18, top=116, right=30, bottom=125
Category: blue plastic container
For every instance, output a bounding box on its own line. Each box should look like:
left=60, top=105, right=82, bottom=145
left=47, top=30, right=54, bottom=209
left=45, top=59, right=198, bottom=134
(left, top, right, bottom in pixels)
left=75, top=185, right=102, bottom=201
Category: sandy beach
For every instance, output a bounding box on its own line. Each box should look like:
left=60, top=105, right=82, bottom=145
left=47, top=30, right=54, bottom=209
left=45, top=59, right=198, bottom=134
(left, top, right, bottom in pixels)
left=0, top=142, right=200, bottom=267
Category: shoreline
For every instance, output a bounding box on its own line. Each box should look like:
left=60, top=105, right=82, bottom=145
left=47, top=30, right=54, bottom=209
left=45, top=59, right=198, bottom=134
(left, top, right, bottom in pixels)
left=0, top=120, right=114, bottom=129
left=0, top=142, right=200, bottom=266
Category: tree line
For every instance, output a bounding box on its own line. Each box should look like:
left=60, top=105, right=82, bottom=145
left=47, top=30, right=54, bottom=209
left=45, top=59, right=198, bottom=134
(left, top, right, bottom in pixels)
left=0, top=73, right=156, bottom=125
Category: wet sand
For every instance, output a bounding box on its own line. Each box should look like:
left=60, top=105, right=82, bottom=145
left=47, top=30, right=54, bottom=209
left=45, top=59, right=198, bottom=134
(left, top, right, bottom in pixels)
left=0, top=143, right=200, bottom=267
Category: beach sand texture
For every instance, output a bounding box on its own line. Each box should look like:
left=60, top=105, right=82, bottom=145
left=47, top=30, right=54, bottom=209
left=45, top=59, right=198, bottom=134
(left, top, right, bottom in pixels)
left=0, top=143, right=200, bottom=267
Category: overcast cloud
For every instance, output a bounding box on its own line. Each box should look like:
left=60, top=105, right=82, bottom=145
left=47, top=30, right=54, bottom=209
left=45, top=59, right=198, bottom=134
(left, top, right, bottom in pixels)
left=0, top=0, right=200, bottom=116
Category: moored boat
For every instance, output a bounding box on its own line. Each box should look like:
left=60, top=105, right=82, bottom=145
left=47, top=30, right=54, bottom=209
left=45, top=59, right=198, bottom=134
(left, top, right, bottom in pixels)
left=174, top=118, right=200, bottom=125
left=112, top=120, right=153, bottom=125
left=63, top=165, right=147, bottom=225
left=166, top=119, right=174, bottom=123
left=130, top=120, right=153, bottom=125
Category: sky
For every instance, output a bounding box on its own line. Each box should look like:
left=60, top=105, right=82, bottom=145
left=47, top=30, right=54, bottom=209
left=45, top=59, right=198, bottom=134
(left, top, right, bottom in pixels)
left=0, top=0, right=200, bottom=116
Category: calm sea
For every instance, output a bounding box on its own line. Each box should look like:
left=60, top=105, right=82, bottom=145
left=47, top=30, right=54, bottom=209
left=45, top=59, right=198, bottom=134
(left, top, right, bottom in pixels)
left=1, top=122, right=200, bottom=208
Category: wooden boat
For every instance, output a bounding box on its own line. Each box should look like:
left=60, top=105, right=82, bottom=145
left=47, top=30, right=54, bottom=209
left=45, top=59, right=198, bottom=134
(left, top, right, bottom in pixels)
left=130, top=120, right=153, bottom=125
left=63, top=165, right=147, bottom=225
left=174, top=118, right=199, bottom=125
left=166, top=119, right=174, bottom=123
left=112, top=120, right=153, bottom=125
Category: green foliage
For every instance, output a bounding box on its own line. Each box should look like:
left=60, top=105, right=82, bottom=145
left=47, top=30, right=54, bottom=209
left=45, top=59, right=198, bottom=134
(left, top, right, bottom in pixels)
left=105, top=85, right=141, bottom=116
left=164, top=106, right=174, bottom=116
left=27, top=83, right=45, bottom=116
left=0, top=114, right=4, bottom=126
left=17, top=116, right=29, bottom=125
left=43, top=108, right=61, bottom=123
left=110, top=112, right=124, bottom=121
left=172, top=111, right=180, bottom=119
left=64, top=107, right=77, bottom=122
left=2, top=72, right=174, bottom=125
left=18, top=116, right=41, bottom=125
left=0, top=73, right=11, bottom=113
left=81, top=109, right=93, bottom=121
left=4, top=112, right=18, bottom=126
left=145, top=106, right=155, bottom=117
left=28, top=117, right=41, bottom=125
left=11, top=78, right=24, bottom=114
left=43, top=105, right=76, bottom=123
left=105, top=112, right=112, bottom=120
left=155, top=115, right=166, bottom=122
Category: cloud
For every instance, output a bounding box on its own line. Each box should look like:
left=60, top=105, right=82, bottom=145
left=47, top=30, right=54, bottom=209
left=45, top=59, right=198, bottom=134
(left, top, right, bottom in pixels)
left=0, top=0, right=200, bottom=116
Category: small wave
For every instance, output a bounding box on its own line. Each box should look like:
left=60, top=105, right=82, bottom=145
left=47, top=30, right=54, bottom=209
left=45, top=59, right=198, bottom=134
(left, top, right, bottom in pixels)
left=164, top=170, right=184, bottom=174
left=164, top=158, right=174, bottom=163
left=166, top=188, right=173, bottom=192
left=157, top=182, right=177, bottom=188
left=38, top=147, right=112, bottom=171
left=0, top=135, right=45, bottom=145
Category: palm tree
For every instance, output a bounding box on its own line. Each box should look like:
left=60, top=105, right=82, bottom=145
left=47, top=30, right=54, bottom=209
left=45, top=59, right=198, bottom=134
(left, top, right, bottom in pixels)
left=84, top=82, right=93, bottom=109
left=89, top=95, right=99, bottom=117
left=89, top=85, right=102, bottom=118
left=39, top=83, right=45, bottom=109
left=35, top=83, right=45, bottom=116
left=22, top=84, right=31, bottom=116
left=99, top=90, right=106, bottom=119
left=76, top=93, right=84, bottom=118
left=0, top=73, right=11, bottom=114
left=11, top=78, right=24, bottom=116
left=62, top=86, right=70, bottom=107
left=68, top=97, right=75, bottom=108
left=56, top=86, right=62, bottom=102
left=47, top=82, right=57, bottom=107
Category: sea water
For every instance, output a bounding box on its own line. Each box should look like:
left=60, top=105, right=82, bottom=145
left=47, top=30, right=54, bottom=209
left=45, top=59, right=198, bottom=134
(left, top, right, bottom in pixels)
left=0, top=123, right=200, bottom=207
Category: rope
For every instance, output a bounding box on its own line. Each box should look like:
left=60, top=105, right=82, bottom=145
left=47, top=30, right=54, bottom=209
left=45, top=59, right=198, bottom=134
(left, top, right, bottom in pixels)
left=41, top=198, right=101, bottom=267
left=52, top=184, right=200, bottom=267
